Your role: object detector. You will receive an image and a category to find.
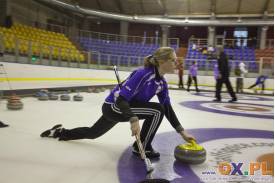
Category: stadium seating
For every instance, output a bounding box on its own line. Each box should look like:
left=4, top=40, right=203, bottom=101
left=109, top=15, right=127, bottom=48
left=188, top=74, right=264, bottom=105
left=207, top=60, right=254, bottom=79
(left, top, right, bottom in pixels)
left=79, top=37, right=178, bottom=65
left=185, top=44, right=258, bottom=71
left=0, top=24, right=85, bottom=62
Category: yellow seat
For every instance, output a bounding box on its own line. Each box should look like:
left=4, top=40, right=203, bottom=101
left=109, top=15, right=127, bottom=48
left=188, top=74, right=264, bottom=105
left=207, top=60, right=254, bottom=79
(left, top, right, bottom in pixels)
left=2, top=24, right=83, bottom=62
left=79, top=54, right=85, bottom=62
left=19, top=44, right=28, bottom=54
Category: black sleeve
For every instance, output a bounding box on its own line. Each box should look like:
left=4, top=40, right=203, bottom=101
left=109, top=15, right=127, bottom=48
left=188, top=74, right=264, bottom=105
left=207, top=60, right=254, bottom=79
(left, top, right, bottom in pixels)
left=218, top=59, right=222, bottom=73
left=164, top=104, right=184, bottom=132
left=115, top=95, right=137, bottom=121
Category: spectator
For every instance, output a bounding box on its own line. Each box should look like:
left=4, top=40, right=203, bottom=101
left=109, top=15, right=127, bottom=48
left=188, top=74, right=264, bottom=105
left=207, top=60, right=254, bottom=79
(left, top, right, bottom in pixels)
left=177, top=58, right=184, bottom=89
left=208, top=46, right=214, bottom=53
left=214, top=47, right=237, bottom=102
left=202, top=49, right=208, bottom=55
left=235, top=61, right=248, bottom=93
left=187, top=61, right=199, bottom=92
left=192, top=43, right=196, bottom=50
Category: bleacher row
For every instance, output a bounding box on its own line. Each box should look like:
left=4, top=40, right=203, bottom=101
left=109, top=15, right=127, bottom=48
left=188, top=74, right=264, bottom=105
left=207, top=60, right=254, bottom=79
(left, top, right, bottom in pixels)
left=0, top=23, right=273, bottom=70
left=79, top=37, right=160, bottom=56
left=185, top=45, right=261, bottom=71
left=79, top=37, right=179, bottom=65
left=91, top=52, right=142, bottom=66
left=0, top=24, right=85, bottom=62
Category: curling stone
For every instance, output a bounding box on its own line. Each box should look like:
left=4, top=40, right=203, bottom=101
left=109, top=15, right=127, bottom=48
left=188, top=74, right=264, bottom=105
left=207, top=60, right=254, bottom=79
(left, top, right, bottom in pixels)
left=7, top=95, right=23, bottom=110
left=48, top=93, right=59, bottom=100
left=60, top=94, right=70, bottom=101
left=174, top=140, right=206, bottom=164
left=35, top=89, right=48, bottom=97
left=35, top=91, right=45, bottom=97
left=73, top=94, right=83, bottom=101
left=99, top=87, right=106, bottom=92
left=93, top=88, right=101, bottom=93
left=87, top=87, right=95, bottom=93
left=34, top=91, right=43, bottom=97
left=38, top=93, right=49, bottom=101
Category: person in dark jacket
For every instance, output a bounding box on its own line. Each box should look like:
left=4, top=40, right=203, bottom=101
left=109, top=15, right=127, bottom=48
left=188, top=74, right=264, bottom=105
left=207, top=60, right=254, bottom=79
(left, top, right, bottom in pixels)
left=40, top=47, right=196, bottom=159
left=214, top=48, right=237, bottom=102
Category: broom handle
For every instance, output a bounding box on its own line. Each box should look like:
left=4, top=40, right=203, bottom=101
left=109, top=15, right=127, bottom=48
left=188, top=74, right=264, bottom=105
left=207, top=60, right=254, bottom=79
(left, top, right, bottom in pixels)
left=135, top=134, right=154, bottom=173
left=113, top=65, right=122, bottom=89
left=135, top=134, right=146, bottom=160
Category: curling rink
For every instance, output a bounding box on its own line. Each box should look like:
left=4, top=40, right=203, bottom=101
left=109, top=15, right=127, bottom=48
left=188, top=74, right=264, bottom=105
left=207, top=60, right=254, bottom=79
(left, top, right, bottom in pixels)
left=0, top=89, right=273, bottom=183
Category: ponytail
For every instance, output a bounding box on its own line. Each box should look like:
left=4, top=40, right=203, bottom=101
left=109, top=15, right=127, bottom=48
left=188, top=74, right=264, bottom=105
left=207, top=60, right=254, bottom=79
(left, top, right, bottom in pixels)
left=143, top=47, right=175, bottom=68
left=144, top=55, right=159, bottom=67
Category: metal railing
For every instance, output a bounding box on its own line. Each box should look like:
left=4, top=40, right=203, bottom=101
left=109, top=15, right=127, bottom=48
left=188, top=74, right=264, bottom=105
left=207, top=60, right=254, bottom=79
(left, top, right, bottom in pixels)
left=266, top=39, right=274, bottom=48
left=0, top=33, right=273, bottom=77
left=88, top=51, right=144, bottom=67
left=189, top=38, right=274, bottom=49
left=13, top=21, right=180, bottom=49
left=188, top=38, right=208, bottom=47
left=184, top=58, right=273, bottom=76
left=18, top=21, right=69, bottom=36
left=1, top=50, right=273, bottom=77
left=79, top=29, right=179, bottom=48
left=32, top=21, right=68, bottom=35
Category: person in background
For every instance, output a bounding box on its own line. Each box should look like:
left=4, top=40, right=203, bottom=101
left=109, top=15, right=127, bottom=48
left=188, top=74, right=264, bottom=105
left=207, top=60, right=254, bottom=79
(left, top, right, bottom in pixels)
left=207, top=46, right=215, bottom=59
left=213, top=62, right=219, bottom=83
left=208, top=46, right=214, bottom=53
left=214, top=47, right=237, bottom=102
left=248, top=75, right=268, bottom=94
left=192, top=43, right=196, bottom=50
left=251, top=37, right=257, bottom=48
left=235, top=61, right=248, bottom=93
left=0, top=35, right=4, bottom=58
left=202, top=48, right=208, bottom=55
left=213, top=63, right=220, bottom=96
left=177, top=58, right=184, bottom=89
left=187, top=61, right=199, bottom=92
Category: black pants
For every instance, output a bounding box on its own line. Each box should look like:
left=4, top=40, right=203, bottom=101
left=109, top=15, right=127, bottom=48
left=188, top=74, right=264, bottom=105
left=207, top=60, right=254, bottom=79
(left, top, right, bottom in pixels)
left=236, top=78, right=244, bottom=93
left=215, top=77, right=237, bottom=100
left=187, top=75, right=199, bottom=92
left=59, top=101, right=165, bottom=149
left=178, top=75, right=184, bottom=88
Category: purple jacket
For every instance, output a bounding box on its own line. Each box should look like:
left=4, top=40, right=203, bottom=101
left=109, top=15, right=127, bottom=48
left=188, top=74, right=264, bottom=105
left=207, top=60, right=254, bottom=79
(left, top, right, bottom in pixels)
left=189, top=64, right=198, bottom=77
left=105, top=66, right=184, bottom=132
left=105, top=67, right=170, bottom=105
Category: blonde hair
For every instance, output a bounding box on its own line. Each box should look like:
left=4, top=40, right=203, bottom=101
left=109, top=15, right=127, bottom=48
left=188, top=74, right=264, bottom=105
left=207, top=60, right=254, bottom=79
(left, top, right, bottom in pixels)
left=144, top=47, right=175, bottom=67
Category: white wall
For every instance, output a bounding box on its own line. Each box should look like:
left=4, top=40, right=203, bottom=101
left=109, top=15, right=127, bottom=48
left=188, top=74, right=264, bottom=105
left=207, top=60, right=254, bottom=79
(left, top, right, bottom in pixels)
left=0, top=62, right=129, bottom=90
left=0, top=62, right=273, bottom=90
